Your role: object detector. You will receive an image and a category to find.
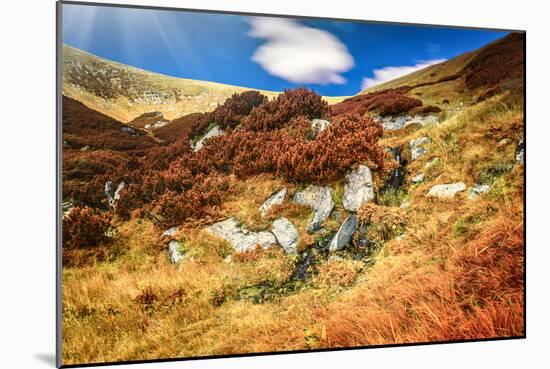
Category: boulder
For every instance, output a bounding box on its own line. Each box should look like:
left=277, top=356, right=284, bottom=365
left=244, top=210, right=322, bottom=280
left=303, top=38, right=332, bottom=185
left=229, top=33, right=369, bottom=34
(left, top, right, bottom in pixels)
left=206, top=218, right=277, bottom=252
left=105, top=181, right=125, bottom=208
left=162, top=226, right=178, bottom=237
left=259, top=188, right=287, bottom=217
left=427, top=182, right=466, bottom=198
left=328, top=215, right=358, bottom=252
left=468, top=184, right=491, bottom=200
left=168, top=240, right=185, bottom=263
left=343, top=165, right=375, bottom=212
left=515, top=136, right=524, bottom=162
left=409, top=136, right=430, bottom=160
left=412, top=173, right=425, bottom=184
left=311, top=119, right=331, bottom=134
left=271, top=218, right=299, bottom=254
left=80, top=145, right=90, bottom=152
left=193, top=125, right=224, bottom=152
left=293, top=186, right=334, bottom=232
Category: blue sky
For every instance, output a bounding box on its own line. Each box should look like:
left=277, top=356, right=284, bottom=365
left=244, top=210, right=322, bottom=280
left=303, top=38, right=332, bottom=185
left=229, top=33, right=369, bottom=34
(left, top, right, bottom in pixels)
left=62, top=4, right=508, bottom=96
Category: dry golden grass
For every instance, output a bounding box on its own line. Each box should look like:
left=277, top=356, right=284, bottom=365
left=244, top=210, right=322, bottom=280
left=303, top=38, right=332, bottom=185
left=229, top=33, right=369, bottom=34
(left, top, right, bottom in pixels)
left=62, top=91, right=524, bottom=365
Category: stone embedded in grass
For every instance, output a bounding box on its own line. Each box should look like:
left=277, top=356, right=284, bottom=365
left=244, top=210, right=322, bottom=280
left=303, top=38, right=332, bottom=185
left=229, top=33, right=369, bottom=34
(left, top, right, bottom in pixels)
left=271, top=217, right=299, bottom=254
left=206, top=218, right=277, bottom=253
left=343, top=165, right=375, bottom=212
left=192, top=125, right=224, bottom=152
left=293, top=185, right=334, bottom=233
left=168, top=240, right=185, bottom=263
left=468, top=184, right=491, bottom=200
left=498, top=138, right=511, bottom=146
left=328, top=215, right=358, bottom=252
left=427, top=182, right=466, bottom=198
left=409, top=136, right=430, bottom=160
left=412, top=173, right=425, bottom=184
left=161, top=226, right=179, bottom=237
left=259, top=188, right=287, bottom=217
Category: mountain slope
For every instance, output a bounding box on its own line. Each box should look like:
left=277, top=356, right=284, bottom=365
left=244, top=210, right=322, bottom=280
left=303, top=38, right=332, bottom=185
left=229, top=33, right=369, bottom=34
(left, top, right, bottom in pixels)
left=62, top=96, right=157, bottom=152
left=63, top=45, right=346, bottom=123
left=359, top=33, right=524, bottom=105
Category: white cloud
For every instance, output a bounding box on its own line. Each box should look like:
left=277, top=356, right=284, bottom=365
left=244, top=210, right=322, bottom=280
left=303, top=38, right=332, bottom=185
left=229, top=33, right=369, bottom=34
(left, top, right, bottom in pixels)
left=361, top=59, right=446, bottom=90
left=247, top=17, right=354, bottom=85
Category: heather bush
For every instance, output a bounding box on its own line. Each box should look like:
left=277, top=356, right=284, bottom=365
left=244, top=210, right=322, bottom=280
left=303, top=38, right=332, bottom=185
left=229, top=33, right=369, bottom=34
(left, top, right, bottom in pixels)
left=331, top=88, right=422, bottom=117
left=277, top=114, right=384, bottom=183
left=63, top=206, right=112, bottom=249
left=241, top=87, right=328, bottom=131
left=211, top=90, right=268, bottom=130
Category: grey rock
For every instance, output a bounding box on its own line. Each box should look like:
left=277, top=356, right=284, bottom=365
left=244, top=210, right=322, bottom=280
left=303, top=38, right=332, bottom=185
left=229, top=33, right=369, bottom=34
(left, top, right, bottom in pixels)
left=168, top=240, right=185, bottom=263
left=193, top=125, right=225, bottom=152
left=400, top=201, right=410, bottom=209
left=121, top=126, right=138, bottom=136
left=162, top=226, right=179, bottom=237
left=468, top=184, right=491, bottom=200
left=293, top=185, right=334, bottom=232
left=409, top=136, right=430, bottom=160
left=271, top=218, right=299, bottom=254
left=412, top=173, right=425, bottom=184
left=206, top=218, right=277, bottom=253
left=378, top=114, right=439, bottom=131
left=259, top=188, right=287, bottom=217
left=311, top=119, right=331, bottom=134
left=515, top=136, right=525, bottom=162
left=343, top=165, right=375, bottom=212
left=427, top=182, right=466, bottom=198
left=105, top=181, right=125, bottom=208
left=328, top=215, right=358, bottom=252
left=80, top=145, right=90, bottom=152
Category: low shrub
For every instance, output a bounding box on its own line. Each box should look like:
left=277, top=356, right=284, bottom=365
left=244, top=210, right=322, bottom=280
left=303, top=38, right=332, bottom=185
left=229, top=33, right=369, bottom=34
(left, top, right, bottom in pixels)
left=241, top=87, right=328, bottom=131
left=63, top=207, right=112, bottom=249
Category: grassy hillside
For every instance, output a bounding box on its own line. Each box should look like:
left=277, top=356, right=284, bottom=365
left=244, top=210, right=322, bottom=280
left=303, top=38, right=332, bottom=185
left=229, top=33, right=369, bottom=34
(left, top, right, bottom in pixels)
left=62, top=44, right=347, bottom=123
left=61, top=34, right=524, bottom=365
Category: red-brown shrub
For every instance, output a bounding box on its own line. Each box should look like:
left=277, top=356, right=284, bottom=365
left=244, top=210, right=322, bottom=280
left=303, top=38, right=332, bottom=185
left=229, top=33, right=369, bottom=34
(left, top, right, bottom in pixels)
left=151, top=174, right=230, bottom=226
left=331, top=88, right=422, bottom=117
left=63, top=207, right=112, bottom=249
left=211, top=90, right=268, bottom=130
left=277, top=114, right=384, bottom=183
left=241, top=87, right=328, bottom=131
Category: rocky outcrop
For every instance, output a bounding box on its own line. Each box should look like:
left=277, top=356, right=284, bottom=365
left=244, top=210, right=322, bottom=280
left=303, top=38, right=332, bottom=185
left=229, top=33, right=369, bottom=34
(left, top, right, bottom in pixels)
left=427, top=182, right=466, bottom=198
left=343, top=165, right=375, bottom=212
left=328, top=215, right=358, bottom=252
left=168, top=240, right=185, bottom=263
left=468, top=184, right=491, bottom=200
left=378, top=114, right=439, bottom=131
left=515, top=136, right=524, bottom=162
left=105, top=181, right=125, bottom=208
left=311, top=119, right=331, bottom=135
left=409, top=136, right=430, bottom=160
left=206, top=218, right=277, bottom=253
left=193, top=125, right=224, bottom=152
left=293, top=186, right=334, bottom=232
left=271, top=218, right=299, bottom=254
left=259, top=188, right=287, bottom=217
